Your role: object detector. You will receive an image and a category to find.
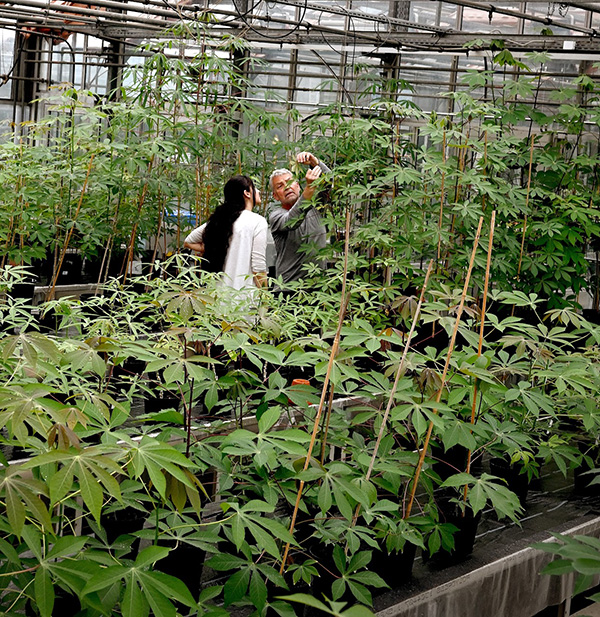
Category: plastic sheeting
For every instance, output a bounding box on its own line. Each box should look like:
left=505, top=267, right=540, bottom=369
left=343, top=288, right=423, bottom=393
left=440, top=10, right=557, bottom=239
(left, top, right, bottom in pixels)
left=376, top=517, right=600, bottom=617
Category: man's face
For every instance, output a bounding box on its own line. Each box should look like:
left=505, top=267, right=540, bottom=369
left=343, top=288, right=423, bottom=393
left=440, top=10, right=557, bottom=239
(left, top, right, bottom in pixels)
left=272, top=173, right=300, bottom=209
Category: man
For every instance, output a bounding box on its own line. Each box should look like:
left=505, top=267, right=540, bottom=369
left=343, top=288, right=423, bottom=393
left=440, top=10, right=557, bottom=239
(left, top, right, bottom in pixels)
left=268, top=151, right=330, bottom=284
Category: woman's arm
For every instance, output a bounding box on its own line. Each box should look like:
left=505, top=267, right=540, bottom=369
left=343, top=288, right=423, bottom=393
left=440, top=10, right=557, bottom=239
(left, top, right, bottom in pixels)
left=253, top=271, right=267, bottom=288
left=184, top=224, right=206, bottom=253
left=252, top=219, right=269, bottom=287
left=184, top=240, right=204, bottom=254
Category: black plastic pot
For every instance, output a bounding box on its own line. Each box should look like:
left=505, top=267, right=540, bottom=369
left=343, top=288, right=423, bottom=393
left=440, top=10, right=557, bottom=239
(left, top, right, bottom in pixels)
left=144, top=395, right=180, bottom=414
left=9, top=282, right=36, bottom=302
left=431, top=444, right=482, bottom=483
left=427, top=497, right=481, bottom=567
left=370, top=542, right=417, bottom=587
left=102, top=506, right=148, bottom=547
left=574, top=443, right=600, bottom=495
left=489, top=456, right=530, bottom=505
left=155, top=541, right=206, bottom=598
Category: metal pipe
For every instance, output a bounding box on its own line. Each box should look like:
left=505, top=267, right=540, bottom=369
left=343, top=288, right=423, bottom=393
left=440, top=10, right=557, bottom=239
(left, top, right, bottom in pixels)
left=264, top=0, right=452, bottom=34
left=447, top=0, right=597, bottom=36
left=0, top=0, right=175, bottom=29
left=0, top=0, right=408, bottom=47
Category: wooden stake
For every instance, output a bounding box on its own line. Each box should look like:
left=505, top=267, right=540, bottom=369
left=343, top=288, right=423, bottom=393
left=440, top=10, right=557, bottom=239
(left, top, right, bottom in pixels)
left=279, top=205, right=352, bottom=574
left=463, top=211, right=496, bottom=503
left=516, top=134, right=536, bottom=279
left=405, top=216, right=484, bottom=519
left=436, top=131, right=447, bottom=266
left=122, top=156, right=155, bottom=285
left=46, top=154, right=95, bottom=301
left=351, top=260, right=434, bottom=526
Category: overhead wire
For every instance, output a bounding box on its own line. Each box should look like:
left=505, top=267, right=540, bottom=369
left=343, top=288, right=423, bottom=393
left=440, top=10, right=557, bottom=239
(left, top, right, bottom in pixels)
left=231, top=0, right=309, bottom=41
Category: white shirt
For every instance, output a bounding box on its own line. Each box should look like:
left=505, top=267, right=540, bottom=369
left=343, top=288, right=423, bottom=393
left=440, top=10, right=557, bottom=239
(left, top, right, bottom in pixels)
left=185, top=210, right=268, bottom=290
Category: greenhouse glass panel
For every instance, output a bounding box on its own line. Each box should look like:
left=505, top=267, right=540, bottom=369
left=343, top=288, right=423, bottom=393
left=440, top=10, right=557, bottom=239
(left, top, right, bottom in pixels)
left=522, top=3, right=587, bottom=35
left=461, top=7, right=520, bottom=34
left=410, top=1, right=457, bottom=29
left=0, top=30, right=14, bottom=100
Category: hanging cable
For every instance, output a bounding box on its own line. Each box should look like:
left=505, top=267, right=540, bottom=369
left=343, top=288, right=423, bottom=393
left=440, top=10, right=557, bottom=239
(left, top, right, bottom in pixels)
left=231, top=0, right=309, bottom=41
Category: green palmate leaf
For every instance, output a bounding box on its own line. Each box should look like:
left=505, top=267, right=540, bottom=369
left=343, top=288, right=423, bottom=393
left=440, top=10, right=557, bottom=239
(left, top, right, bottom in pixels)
left=5, top=488, right=26, bottom=537
left=35, top=566, right=55, bottom=617
left=82, top=566, right=128, bottom=595
left=46, top=535, right=88, bottom=561
left=231, top=513, right=245, bottom=551
left=343, top=605, right=377, bottom=617
left=332, top=483, right=354, bottom=521
left=122, top=580, right=148, bottom=617
left=245, top=519, right=281, bottom=558
left=248, top=571, right=268, bottom=611
left=542, top=559, right=575, bottom=576
left=258, top=407, right=281, bottom=433
left=49, top=465, right=75, bottom=505
left=1, top=472, right=52, bottom=536
left=206, top=554, right=247, bottom=571
left=332, top=545, right=346, bottom=574
left=139, top=571, right=197, bottom=608
left=572, top=558, right=600, bottom=576
left=350, top=571, right=388, bottom=588
left=318, top=480, right=333, bottom=513
left=279, top=593, right=330, bottom=612
left=223, top=567, right=250, bottom=606
left=135, top=545, right=170, bottom=568
left=331, top=578, right=346, bottom=601
left=142, top=583, right=176, bottom=617
left=256, top=563, right=288, bottom=589
left=79, top=465, right=104, bottom=522
left=257, top=516, right=297, bottom=545
left=0, top=537, right=21, bottom=564
left=347, top=580, right=373, bottom=606
left=467, top=482, right=487, bottom=515
left=348, top=551, right=371, bottom=574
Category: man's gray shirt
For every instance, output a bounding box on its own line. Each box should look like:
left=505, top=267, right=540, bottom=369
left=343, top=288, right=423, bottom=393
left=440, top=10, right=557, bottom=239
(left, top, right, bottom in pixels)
left=268, top=161, right=330, bottom=283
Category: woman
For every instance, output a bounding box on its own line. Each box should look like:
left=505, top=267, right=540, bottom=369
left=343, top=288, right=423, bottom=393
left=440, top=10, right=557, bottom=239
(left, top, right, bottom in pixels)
left=184, top=175, right=268, bottom=289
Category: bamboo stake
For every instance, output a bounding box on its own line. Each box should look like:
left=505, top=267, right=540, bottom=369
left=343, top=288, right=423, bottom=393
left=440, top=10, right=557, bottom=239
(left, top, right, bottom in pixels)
left=436, top=131, right=447, bottom=266
left=351, top=259, right=434, bottom=526
left=463, top=211, right=496, bottom=503
left=279, top=205, right=352, bottom=574
left=46, top=154, right=95, bottom=301
left=516, top=134, right=536, bottom=279
left=405, top=216, right=484, bottom=519
left=319, top=383, right=336, bottom=465
left=121, top=156, right=154, bottom=285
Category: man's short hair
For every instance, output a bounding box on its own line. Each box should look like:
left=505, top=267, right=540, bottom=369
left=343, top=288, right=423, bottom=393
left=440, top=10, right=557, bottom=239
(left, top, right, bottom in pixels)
left=269, top=168, right=293, bottom=189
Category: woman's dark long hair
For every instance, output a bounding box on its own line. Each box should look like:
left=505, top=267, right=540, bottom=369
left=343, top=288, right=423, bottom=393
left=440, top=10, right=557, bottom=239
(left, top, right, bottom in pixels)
left=202, top=175, right=255, bottom=273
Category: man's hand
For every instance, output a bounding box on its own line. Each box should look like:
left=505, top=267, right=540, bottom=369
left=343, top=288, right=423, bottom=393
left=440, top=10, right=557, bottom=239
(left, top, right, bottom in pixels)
left=297, top=151, right=319, bottom=167
left=302, top=165, right=322, bottom=201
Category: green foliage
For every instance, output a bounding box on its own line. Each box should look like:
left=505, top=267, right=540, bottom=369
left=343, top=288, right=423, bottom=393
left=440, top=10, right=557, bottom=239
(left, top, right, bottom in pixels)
left=1, top=38, right=600, bottom=617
